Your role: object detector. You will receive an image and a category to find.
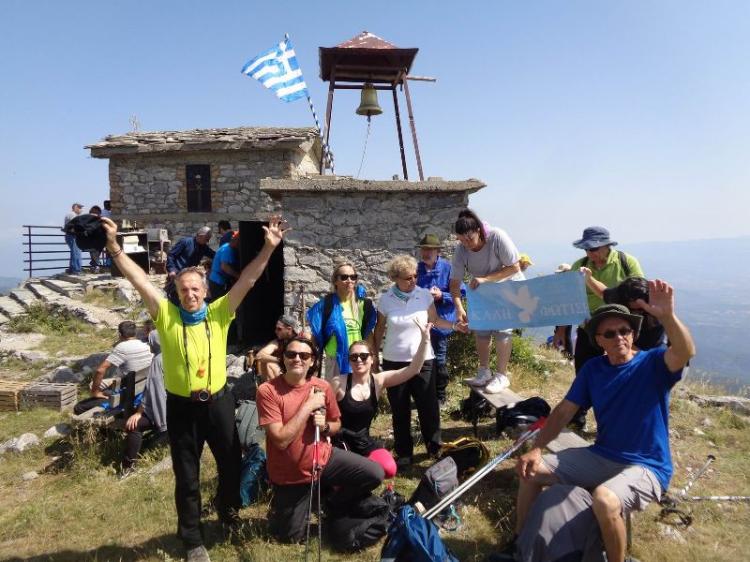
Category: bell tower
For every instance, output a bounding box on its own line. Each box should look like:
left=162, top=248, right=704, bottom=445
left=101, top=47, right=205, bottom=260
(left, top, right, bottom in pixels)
left=319, top=31, right=424, bottom=180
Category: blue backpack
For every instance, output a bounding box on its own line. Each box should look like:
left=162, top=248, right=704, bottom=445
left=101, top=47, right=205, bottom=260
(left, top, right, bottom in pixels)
left=380, top=505, right=459, bottom=562
left=239, top=443, right=268, bottom=507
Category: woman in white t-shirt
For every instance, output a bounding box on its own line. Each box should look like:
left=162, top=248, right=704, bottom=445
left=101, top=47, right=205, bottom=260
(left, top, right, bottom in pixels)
left=449, top=209, right=524, bottom=394
left=374, top=255, right=468, bottom=470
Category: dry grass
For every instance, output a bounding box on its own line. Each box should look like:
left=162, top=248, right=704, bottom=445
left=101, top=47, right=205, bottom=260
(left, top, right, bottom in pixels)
left=0, top=344, right=748, bottom=561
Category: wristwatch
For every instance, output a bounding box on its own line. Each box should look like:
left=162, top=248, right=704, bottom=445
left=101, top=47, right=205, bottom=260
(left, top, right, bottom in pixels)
left=322, top=422, right=331, bottom=435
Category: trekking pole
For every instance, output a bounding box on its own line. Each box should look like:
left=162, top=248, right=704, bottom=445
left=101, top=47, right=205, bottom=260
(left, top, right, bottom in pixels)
left=315, top=423, right=322, bottom=562
left=684, top=495, right=750, bottom=502
left=678, top=454, right=716, bottom=499
left=304, top=396, right=324, bottom=562
left=424, top=417, right=546, bottom=520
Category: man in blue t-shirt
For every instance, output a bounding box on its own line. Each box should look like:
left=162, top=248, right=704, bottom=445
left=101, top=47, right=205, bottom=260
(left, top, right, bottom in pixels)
left=508, top=280, right=695, bottom=562
left=208, top=232, right=240, bottom=300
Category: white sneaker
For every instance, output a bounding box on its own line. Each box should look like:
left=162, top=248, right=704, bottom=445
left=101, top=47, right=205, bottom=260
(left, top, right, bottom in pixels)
left=484, top=373, right=511, bottom=394
left=466, top=367, right=493, bottom=387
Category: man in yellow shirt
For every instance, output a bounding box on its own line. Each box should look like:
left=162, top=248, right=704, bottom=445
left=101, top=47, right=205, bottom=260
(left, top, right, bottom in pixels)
left=100, top=216, right=288, bottom=562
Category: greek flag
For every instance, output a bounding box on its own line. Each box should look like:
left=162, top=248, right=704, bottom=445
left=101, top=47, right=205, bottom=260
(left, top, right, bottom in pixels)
left=241, top=37, right=308, bottom=102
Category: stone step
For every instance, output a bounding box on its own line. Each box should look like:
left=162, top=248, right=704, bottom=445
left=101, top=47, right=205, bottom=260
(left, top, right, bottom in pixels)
left=0, top=296, right=26, bottom=318
left=25, top=283, right=67, bottom=306
left=41, top=278, right=85, bottom=299
left=55, top=273, right=111, bottom=287
left=9, top=287, right=41, bottom=311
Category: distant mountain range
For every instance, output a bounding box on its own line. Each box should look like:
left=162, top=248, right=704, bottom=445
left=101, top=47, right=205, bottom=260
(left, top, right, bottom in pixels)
left=526, top=236, right=750, bottom=392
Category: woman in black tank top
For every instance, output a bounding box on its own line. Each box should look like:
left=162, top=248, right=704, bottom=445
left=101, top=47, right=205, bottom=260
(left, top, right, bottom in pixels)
left=328, top=322, right=433, bottom=478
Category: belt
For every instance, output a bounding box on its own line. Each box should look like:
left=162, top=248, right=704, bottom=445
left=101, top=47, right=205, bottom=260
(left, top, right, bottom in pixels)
left=166, top=385, right=228, bottom=403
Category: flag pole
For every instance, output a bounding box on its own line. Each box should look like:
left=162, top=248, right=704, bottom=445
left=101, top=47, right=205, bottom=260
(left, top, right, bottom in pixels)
left=284, top=33, right=335, bottom=174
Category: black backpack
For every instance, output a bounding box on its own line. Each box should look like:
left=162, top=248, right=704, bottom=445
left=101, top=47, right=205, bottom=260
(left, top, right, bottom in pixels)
left=327, top=490, right=405, bottom=552
left=496, top=396, right=551, bottom=435
left=408, top=457, right=459, bottom=511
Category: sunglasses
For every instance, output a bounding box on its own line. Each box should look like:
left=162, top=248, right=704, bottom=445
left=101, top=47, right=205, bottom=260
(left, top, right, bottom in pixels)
left=337, top=274, right=359, bottom=282
left=348, top=352, right=371, bottom=362
left=598, top=327, right=634, bottom=339
left=283, top=350, right=313, bottom=361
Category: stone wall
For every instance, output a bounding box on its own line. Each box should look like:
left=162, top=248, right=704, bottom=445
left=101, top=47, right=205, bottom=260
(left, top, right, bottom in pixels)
left=261, top=177, right=485, bottom=311
left=108, top=149, right=305, bottom=241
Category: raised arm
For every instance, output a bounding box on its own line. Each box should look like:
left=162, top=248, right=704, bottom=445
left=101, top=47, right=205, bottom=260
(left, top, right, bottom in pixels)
left=374, top=320, right=431, bottom=391
left=101, top=218, right=163, bottom=318
left=227, top=215, right=289, bottom=313
left=634, top=279, right=695, bottom=372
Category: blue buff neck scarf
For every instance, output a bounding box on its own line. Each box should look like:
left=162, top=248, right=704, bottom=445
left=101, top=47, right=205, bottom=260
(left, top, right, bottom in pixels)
left=392, top=286, right=414, bottom=303
left=179, top=303, right=208, bottom=326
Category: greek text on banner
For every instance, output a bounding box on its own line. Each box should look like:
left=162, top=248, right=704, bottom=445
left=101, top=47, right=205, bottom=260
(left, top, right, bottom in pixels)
left=466, top=271, right=589, bottom=331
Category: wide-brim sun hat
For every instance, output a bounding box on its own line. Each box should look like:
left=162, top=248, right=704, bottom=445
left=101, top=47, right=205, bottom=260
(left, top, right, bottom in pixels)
left=418, top=233, right=443, bottom=248
left=586, top=304, right=643, bottom=345
left=573, top=226, right=618, bottom=250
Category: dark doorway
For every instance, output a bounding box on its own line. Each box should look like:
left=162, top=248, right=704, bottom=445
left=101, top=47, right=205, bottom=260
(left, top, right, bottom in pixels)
left=237, top=221, right=284, bottom=348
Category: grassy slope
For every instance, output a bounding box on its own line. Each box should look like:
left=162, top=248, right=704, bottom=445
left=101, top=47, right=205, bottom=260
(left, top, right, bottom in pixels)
left=0, top=343, right=748, bottom=561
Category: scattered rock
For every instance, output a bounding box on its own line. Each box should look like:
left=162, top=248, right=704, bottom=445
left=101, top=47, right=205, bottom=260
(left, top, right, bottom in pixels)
left=689, top=394, right=750, bottom=416
left=49, top=366, right=83, bottom=384
left=13, top=350, right=48, bottom=363
left=658, top=523, right=687, bottom=544
left=44, top=423, right=71, bottom=439
left=700, top=417, right=713, bottom=427
left=3, top=433, right=41, bottom=453
left=669, top=428, right=681, bottom=440
left=74, top=352, right=109, bottom=372
left=692, top=428, right=706, bottom=436
left=21, top=471, right=39, bottom=481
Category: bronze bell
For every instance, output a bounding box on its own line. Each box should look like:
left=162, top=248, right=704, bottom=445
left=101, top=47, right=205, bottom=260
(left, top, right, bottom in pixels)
left=356, top=83, right=382, bottom=117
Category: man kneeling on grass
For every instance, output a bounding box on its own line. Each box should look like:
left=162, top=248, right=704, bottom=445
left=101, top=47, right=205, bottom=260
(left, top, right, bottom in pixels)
left=257, top=336, right=384, bottom=543
left=498, top=280, right=695, bottom=562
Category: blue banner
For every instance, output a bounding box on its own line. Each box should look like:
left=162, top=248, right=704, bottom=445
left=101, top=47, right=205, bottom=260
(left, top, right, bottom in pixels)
left=466, top=271, right=589, bottom=331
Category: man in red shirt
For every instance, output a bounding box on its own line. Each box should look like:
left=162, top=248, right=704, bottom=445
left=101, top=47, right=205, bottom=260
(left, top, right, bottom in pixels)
left=257, top=336, right=384, bottom=543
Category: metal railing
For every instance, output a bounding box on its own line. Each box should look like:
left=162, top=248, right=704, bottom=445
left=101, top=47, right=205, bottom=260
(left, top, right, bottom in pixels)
left=22, top=225, right=71, bottom=278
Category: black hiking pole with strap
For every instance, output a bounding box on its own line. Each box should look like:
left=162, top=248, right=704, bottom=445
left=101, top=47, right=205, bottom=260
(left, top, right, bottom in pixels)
left=304, top=394, right=324, bottom=562
left=423, top=417, right=546, bottom=520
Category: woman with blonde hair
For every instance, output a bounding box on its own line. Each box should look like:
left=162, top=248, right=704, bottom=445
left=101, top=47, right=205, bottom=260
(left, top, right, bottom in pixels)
left=307, top=259, right=377, bottom=378
left=374, top=255, right=468, bottom=470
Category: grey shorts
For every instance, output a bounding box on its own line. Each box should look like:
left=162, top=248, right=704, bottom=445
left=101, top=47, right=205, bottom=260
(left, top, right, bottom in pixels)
left=542, top=447, right=662, bottom=514
left=473, top=329, right=513, bottom=338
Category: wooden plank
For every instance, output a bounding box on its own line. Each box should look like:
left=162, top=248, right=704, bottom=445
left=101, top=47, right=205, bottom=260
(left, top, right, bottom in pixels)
left=461, top=380, right=525, bottom=408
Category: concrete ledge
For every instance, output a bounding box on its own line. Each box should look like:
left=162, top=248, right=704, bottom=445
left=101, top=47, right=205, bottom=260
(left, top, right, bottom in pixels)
left=261, top=176, right=486, bottom=194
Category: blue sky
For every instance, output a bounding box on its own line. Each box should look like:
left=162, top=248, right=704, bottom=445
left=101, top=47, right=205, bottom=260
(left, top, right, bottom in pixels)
left=2, top=1, right=749, bottom=279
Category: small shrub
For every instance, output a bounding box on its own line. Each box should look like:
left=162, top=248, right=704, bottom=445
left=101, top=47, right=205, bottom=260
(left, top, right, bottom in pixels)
left=8, top=304, right=86, bottom=335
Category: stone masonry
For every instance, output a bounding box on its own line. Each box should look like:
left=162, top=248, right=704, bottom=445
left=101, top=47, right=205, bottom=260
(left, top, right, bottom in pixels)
left=87, top=127, right=320, bottom=239
left=261, top=176, right=485, bottom=311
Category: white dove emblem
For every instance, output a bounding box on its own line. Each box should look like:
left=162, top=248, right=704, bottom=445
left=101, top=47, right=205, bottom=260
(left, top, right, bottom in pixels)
left=499, top=285, right=540, bottom=323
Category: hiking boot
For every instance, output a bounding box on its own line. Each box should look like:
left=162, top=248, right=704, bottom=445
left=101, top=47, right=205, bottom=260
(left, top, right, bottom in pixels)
left=485, top=373, right=511, bottom=394
left=396, top=456, right=412, bottom=473
left=467, top=367, right=493, bottom=387
left=186, top=545, right=211, bottom=562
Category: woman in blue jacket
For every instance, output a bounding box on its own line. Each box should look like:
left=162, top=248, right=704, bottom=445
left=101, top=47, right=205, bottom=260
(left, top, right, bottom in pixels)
left=307, top=260, right=377, bottom=377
